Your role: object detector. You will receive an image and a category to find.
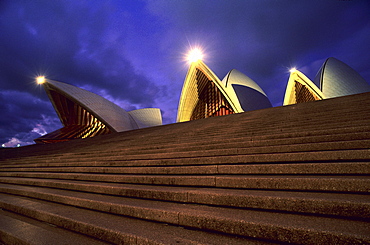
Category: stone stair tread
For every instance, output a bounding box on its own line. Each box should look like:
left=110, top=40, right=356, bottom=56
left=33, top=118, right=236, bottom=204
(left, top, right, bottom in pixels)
left=0, top=172, right=368, bottom=192
left=0, top=180, right=368, bottom=218
left=0, top=191, right=369, bottom=244
left=2, top=149, right=369, bottom=168
left=218, top=162, right=370, bottom=174
left=78, top=139, right=370, bottom=160
left=1, top=162, right=370, bottom=175
left=0, top=193, right=274, bottom=244
left=3, top=129, right=370, bottom=163
left=6, top=129, right=369, bottom=161
left=72, top=132, right=370, bottom=156
left=215, top=175, right=370, bottom=192
left=0, top=119, right=369, bottom=162
left=0, top=209, right=109, bottom=245
left=10, top=138, right=368, bottom=162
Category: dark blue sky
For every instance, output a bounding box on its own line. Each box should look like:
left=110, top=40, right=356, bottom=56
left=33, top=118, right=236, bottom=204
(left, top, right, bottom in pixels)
left=1, top=0, right=369, bottom=146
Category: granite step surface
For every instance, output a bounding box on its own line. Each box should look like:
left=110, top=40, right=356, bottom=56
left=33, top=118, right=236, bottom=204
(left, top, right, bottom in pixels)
left=0, top=181, right=368, bottom=219
left=0, top=192, right=369, bottom=244
left=0, top=92, right=369, bottom=244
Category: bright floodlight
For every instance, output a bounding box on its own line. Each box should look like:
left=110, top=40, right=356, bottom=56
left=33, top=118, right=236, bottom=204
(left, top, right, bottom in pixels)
left=289, top=68, right=297, bottom=73
left=36, top=76, right=46, bottom=84
left=187, top=48, right=203, bottom=63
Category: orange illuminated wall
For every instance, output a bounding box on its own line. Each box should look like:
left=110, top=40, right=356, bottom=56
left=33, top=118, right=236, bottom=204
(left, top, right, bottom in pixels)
left=34, top=89, right=112, bottom=144
left=294, top=81, right=321, bottom=104
left=190, top=69, right=235, bottom=120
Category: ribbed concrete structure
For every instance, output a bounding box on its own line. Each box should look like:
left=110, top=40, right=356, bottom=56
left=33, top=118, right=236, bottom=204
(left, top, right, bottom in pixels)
left=1, top=92, right=369, bottom=244
left=284, top=57, right=370, bottom=106
left=283, top=69, right=325, bottom=106
left=35, top=79, right=162, bottom=144
left=177, top=60, right=271, bottom=122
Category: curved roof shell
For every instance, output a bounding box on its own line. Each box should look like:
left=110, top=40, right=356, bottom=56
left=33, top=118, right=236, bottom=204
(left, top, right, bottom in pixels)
left=44, top=80, right=138, bottom=132
left=221, top=69, right=272, bottom=112
left=35, top=79, right=162, bottom=143
left=314, top=57, right=370, bottom=99
left=177, top=61, right=242, bottom=122
left=177, top=61, right=271, bottom=122
left=128, top=108, right=162, bottom=129
left=222, top=69, right=267, bottom=96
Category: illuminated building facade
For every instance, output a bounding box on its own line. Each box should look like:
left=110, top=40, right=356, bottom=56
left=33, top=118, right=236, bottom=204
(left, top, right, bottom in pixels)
left=177, top=59, right=272, bottom=122
left=284, top=57, right=370, bottom=105
left=283, top=69, right=324, bottom=105
left=34, top=79, right=162, bottom=144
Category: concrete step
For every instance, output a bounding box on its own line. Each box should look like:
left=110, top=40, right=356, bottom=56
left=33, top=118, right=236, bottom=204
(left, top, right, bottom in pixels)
left=2, top=148, right=368, bottom=169
left=0, top=209, right=109, bottom=245
left=3, top=137, right=369, bottom=168
left=1, top=162, right=369, bottom=175
left=1, top=132, right=367, bottom=168
left=5, top=128, right=369, bottom=166
left=69, top=118, right=370, bottom=146
left=93, top=130, right=370, bottom=155
left=2, top=121, right=369, bottom=165
left=62, top=139, right=370, bottom=162
left=0, top=192, right=368, bottom=244
left=0, top=193, right=274, bottom=244
left=101, top=122, right=370, bottom=153
left=0, top=172, right=368, bottom=193
left=2, top=103, right=369, bottom=161
left=0, top=180, right=368, bottom=219
left=2, top=115, right=369, bottom=165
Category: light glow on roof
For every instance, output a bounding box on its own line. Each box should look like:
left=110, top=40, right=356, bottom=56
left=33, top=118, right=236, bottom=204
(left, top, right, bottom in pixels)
left=36, top=76, right=46, bottom=84
left=187, top=48, right=204, bottom=63
left=289, top=68, right=297, bottom=73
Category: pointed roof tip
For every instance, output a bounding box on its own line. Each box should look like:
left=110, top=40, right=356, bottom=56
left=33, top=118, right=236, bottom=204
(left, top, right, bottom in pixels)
left=325, top=57, right=340, bottom=65
left=314, top=56, right=370, bottom=98
left=222, top=69, right=235, bottom=86
left=313, top=57, right=339, bottom=88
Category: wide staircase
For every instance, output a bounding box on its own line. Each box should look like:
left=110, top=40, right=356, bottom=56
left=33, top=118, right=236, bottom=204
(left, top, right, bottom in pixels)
left=0, top=92, right=369, bottom=244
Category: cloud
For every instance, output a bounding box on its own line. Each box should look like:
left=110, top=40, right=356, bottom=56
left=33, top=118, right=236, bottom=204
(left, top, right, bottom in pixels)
left=0, top=0, right=162, bottom=106
left=0, top=89, right=60, bottom=145
left=2, top=137, right=22, bottom=148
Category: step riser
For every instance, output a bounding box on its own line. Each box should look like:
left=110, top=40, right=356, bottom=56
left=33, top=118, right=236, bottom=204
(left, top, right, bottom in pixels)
left=5, top=132, right=369, bottom=165
left=2, top=162, right=370, bottom=175
left=0, top=195, right=137, bottom=244
left=0, top=181, right=369, bottom=219
left=0, top=211, right=108, bottom=245
left=2, top=149, right=370, bottom=168
left=2, top=122, right=370, bottom=162
left=1, top=193, right=368, bottom=245
left=90, top=140, right=370, bottom=161
left=95, top=123, right=370, bottom=149
left=0, top=173, right=368, bottom=193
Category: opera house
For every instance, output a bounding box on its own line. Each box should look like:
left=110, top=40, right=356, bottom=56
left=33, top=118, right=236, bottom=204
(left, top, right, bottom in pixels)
left=284, top=57, right=370, bottom=105
left=177, top=56, right=272, bottom=122
left=7, top=53, right=368, bottom=244
left=34, top=77, right=162, bottom=144
left=34, top=55, right=369, bottom=144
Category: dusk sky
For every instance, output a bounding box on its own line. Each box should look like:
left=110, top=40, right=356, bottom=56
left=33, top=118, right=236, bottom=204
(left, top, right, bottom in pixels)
left=1, top=0, right=369, bottom=147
